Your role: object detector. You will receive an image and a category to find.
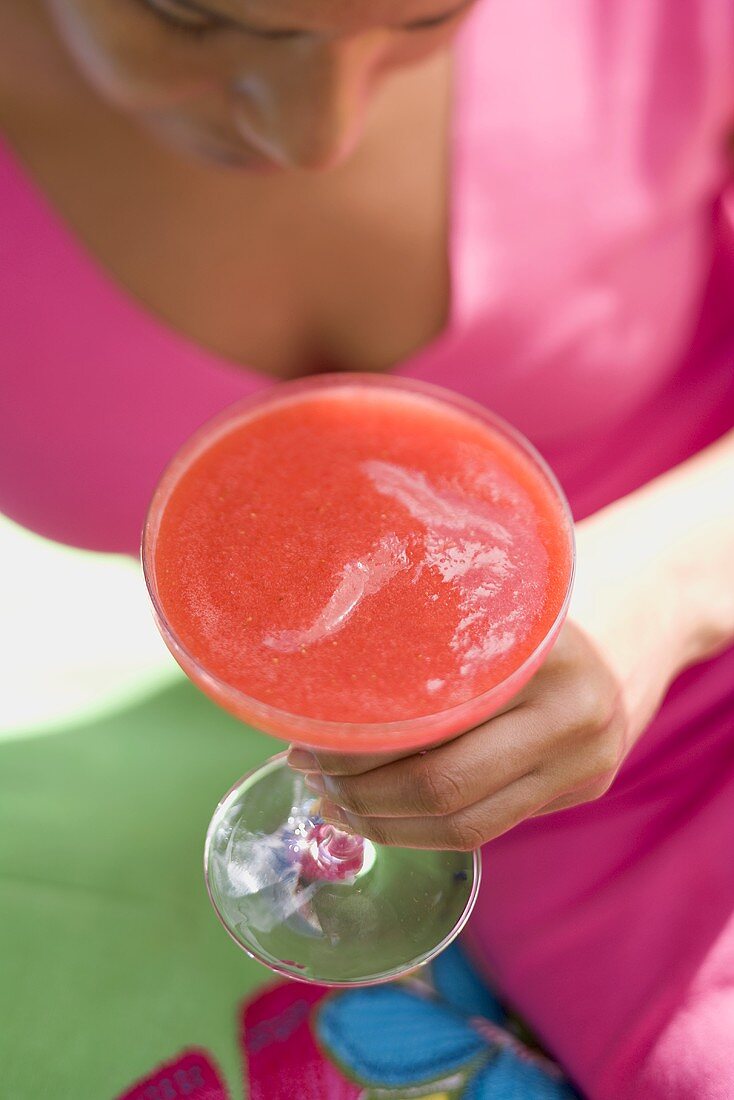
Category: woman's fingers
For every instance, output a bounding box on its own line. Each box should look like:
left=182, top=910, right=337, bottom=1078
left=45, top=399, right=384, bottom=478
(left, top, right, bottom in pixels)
left=287, top=745, right=411, bottom=777
left=298, top=704, right=548, bottom=819
left=318, top=772, right=551, bottom=850
left=287, top=623, right=625, bottom=847
left=286, top=690, right=533, bottom=779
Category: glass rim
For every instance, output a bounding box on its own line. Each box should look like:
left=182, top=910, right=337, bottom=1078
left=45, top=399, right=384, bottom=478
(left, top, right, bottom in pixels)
left=202, top=751, right=483, bottom=987
left=141, top=373, right=576, bottom=750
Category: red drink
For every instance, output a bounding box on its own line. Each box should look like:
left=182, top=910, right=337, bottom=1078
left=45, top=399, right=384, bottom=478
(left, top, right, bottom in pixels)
left=146, top=379, right=573, bottom=750
left=143, top=377, right=575, bottom=985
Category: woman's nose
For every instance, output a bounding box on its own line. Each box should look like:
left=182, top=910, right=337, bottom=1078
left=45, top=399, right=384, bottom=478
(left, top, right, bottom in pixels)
left=229, top=36, right=384, bottom=170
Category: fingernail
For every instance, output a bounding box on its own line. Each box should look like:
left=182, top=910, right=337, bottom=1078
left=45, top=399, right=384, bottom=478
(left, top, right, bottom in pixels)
left=320, top=799, right=349, bottom=827
left=304, top=772, right=326, bottom=796
left=287, top=748, right=318, bottom=772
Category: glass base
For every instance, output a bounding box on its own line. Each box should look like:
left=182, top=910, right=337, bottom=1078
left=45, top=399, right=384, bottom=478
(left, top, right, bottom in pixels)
left=204, top=754, right=480, bottom=986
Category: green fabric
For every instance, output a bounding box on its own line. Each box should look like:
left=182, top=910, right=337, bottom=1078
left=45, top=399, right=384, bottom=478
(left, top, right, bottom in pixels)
left=0, top=679, right=274, bottom=1099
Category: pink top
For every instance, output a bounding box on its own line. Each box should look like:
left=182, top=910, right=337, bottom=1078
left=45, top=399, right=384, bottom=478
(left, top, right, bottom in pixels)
left=2, top=2, right=734, bottom=1096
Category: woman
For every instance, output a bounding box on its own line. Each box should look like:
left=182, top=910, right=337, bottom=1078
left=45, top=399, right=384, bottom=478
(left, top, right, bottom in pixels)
left=1, top=1, right=733, bottom=1096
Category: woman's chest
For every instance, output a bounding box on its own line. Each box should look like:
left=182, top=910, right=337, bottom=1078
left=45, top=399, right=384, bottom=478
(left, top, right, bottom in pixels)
left=4, top=53, right=452, bottom=380
left=109, top=164, right=450, bottom=380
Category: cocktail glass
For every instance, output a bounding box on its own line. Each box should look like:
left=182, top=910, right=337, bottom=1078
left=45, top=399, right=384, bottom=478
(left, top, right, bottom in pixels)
left=142, top=375, right=574, bottom=986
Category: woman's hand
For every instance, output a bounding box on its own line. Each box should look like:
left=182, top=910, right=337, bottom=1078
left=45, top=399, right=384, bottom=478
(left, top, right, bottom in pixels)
left=289, top=617, right=626, bottom=850
left=287, top=428, right=734, bottom=848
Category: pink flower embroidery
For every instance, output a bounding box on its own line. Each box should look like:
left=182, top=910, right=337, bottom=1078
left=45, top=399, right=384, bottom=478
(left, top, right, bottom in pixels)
left=118, top=1048, right=229, bottom=1100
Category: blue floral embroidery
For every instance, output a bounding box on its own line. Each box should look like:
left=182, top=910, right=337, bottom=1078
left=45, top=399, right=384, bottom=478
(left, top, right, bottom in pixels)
left=317, top=984, right=486, bottom=1087
left=465, top=1050, right=576, bottom=1099
left=431, top=940, right=507, bottom=1026
left=315, top=943, right=580, bottom=1098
